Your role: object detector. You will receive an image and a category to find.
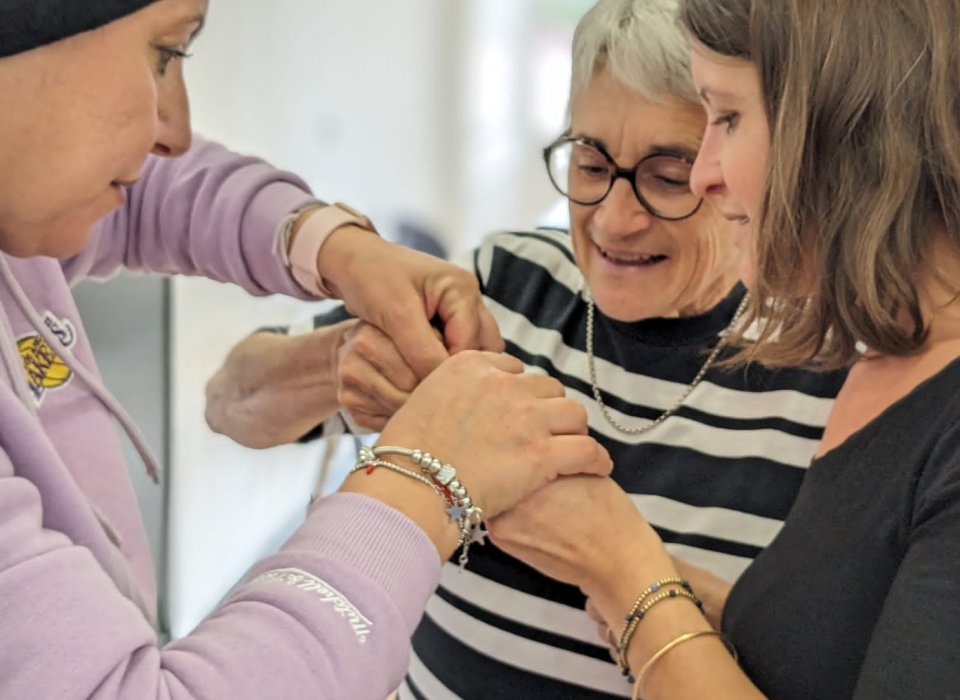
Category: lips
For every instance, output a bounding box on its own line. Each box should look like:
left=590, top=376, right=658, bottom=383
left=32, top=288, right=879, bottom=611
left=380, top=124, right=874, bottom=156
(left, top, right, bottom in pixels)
left=721, top=211, right=751, bottom=225
left=595, top=242, right=668, bottom=266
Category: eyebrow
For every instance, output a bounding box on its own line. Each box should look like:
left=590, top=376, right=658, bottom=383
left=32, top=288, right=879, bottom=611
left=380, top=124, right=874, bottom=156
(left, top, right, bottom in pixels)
left=167, top=12, right=206, bottom=41
left=186, top=13, right=206, bottom=40
left=570, top=132, right=700, bottom=163
left=699, top=87, right=740, bottom=104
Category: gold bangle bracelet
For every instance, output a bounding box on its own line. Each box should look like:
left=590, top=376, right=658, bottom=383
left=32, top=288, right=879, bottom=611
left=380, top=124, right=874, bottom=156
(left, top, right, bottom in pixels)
left=631, top=629, right=737, bottom=700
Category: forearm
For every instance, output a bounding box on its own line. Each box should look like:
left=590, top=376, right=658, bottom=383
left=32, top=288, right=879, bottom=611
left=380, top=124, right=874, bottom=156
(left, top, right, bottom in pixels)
left=205, top=322, right=354, bottom=448
left=583, top=545, right=763, bottom=700
left=65, top=137, right=317, bottom=296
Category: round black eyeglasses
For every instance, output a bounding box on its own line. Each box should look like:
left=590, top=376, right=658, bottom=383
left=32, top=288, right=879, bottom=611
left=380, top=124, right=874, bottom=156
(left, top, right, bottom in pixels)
left=543, top=136, right=703, bottom=221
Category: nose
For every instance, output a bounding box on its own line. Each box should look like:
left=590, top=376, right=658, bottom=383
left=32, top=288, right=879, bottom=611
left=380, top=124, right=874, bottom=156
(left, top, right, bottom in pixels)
left=690, top=131, right=724, bottom=199
left=592, top=177, right=653, bottom=236
left=152, top=70, right=192, bottom=158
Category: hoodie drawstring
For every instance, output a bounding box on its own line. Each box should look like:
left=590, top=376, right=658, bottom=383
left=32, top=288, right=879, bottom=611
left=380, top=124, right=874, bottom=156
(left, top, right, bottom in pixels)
left=0, top=255, right=161, bottom=484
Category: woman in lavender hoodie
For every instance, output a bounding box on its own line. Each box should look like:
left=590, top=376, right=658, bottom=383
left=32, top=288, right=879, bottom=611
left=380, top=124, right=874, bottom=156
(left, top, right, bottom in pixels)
left=0, top=1, right=612, bottom=697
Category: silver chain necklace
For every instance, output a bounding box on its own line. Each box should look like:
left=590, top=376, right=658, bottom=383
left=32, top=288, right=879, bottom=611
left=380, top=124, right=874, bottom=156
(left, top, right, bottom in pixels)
left=585, top=291, right=750, bottom=435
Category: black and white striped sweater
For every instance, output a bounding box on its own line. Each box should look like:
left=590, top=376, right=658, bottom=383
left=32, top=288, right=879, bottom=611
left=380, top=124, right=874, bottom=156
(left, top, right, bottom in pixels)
left=400, top=229, right=846, bottom=700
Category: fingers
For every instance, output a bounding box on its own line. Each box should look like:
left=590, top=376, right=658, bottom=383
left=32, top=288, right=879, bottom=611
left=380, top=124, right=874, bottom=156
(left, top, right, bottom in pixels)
left=346, top=324, right=420, bottom=394
left=381, top=311, right=450, bottom=379
left=461, top=350, right=524, bottom=375
left=477, top=304, right=506, bottom=352
left=339, top=376, right=406, bottom=420
left=516, top=373, right=568, bottom=399
left=443, top=298, right=505, bottom=354
left=545, top=435, right=613, bottom=478
left=542, top=397, right=588, bottom=435
left=339, top=323, right=420, bottom=422
left=349, top=409, right=389, bottom=432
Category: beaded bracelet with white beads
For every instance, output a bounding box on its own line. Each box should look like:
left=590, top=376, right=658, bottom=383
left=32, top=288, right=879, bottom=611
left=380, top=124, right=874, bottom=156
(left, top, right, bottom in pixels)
left=357, top=445, right=485, bottom=568
left=349, top=458, right=448, bottom=499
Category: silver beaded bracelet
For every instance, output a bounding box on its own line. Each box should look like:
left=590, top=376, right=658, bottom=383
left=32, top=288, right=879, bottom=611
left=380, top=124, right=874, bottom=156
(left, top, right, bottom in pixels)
left=355, top=445, right=486, bottom=568
left=349, top=458, right=446, bottom=498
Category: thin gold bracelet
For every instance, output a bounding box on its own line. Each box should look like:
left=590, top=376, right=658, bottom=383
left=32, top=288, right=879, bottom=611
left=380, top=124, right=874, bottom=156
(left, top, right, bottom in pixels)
left=618, top=586, right=703, bottom=677
left=631, top=629, right=737, bottom=700
left=625, top=578, right=690, bottom=619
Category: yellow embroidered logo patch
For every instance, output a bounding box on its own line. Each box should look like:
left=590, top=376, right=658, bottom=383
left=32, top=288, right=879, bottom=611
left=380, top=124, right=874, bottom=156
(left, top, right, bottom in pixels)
left=17, top=312, right=77, bottom=404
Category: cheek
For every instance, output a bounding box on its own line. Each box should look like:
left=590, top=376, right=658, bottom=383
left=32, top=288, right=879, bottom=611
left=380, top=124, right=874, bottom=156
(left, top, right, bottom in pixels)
left=122, top=87, right=161, bottom=157
left=679, top=218, right=725, bottom=272
left=98, top=66, right=161, bottom=164
left=568, top=205, right=593, bottom=264
left=736, top=141, right=769, bottom=213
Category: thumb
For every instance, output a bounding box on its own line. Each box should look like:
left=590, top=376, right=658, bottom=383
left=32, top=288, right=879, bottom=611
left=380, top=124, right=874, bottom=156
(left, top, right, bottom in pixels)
left=381, top=310, right=450, bottom=379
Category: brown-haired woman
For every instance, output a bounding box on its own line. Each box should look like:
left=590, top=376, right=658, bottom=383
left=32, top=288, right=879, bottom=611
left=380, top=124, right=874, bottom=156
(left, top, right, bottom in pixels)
left=488, top=1, right=960, bottom=698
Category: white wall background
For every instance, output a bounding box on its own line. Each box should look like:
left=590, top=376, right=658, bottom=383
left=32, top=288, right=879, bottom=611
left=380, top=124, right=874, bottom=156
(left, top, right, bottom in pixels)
left=163, top=0, right=592, bottom=638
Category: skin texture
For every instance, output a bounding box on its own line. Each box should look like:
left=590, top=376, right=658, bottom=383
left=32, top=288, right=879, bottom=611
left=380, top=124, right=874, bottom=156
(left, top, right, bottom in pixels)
left=0, top=0, right=203, bottom=258
left=486, top=473, right=764, bottom=699
left=205, top=320, right=360, bottom=448
left=569, top=68, right=739, bottom=321
left=688, top=42, right=770, bottom=290
left=313, top=222, right=503, bottom=378
left=344, top=351, right=614, bottom=564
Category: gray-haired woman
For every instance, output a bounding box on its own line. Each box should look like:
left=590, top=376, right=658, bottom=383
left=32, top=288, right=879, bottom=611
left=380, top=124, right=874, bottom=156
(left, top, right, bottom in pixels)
left=205, top=0, right=846, bottom=697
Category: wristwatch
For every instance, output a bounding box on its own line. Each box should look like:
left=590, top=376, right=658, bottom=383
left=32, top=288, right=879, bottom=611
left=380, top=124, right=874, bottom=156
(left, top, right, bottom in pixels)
left=282, top=202, right=378, bottom=297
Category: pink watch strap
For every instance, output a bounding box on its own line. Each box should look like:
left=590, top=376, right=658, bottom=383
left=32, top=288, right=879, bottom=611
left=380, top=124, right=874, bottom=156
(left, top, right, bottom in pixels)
left=287, top=203, right=375, bottom=297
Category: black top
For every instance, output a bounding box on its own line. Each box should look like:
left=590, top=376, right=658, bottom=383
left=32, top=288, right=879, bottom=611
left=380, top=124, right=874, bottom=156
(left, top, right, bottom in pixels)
left=725, top=356, right=960, bottom=699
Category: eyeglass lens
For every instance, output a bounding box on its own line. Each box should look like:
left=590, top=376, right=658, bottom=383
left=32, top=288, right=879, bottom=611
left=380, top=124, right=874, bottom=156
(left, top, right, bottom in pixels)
left=546, top=140, right=700, bottom=219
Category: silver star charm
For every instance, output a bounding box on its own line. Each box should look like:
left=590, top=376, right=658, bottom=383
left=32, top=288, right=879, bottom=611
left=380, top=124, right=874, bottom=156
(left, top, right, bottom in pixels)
left=446, top=504, right=465, bottom=522
left=469, top=526, right=488, bottom=545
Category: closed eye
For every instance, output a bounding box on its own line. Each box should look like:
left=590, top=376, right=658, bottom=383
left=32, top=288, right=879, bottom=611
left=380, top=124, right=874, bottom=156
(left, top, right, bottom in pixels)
left=154, top=45, right=192, bottom=77
left=711, top=112, right=739, bottom=134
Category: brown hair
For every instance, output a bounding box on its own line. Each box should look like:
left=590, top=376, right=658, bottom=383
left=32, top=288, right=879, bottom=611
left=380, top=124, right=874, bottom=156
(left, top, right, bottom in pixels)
left=680, top=0, right=960, bottom=368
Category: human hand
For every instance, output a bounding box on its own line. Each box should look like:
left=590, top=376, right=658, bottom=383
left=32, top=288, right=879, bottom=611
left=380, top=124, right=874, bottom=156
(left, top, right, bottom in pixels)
left=375, top=351, right=612, bottom=520
left=316, top=228, right=504, bottom=378
left=205, top=320, right=358, bottom=448
left=487, top=475, right=658, bottom=591
left=337, top=321, right=424, bottom=431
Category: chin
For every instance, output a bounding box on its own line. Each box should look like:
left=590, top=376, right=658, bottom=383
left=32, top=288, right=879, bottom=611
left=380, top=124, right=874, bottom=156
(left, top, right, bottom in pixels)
left=2, top=221, right=96, bottom=259
left=44, top=226, right=97, bottom=259
left=592, top=292, right=661, bottom=323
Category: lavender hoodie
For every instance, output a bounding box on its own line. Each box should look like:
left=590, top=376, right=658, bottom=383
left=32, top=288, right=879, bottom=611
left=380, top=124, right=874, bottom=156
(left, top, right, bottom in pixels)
left=0, top=137, right=440, bottom=698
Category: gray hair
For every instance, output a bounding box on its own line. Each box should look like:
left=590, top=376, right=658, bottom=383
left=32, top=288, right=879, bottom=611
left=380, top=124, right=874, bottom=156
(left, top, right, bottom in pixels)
left=570, top=0, right=697, bottom=112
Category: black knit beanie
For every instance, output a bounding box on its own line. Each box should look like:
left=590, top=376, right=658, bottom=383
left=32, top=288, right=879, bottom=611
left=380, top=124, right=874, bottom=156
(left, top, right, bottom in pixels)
left=0, top=0, right=161, bottom=58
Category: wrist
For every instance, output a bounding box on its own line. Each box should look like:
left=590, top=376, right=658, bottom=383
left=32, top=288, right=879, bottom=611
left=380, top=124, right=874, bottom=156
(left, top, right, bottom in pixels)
left=340, top=467, right=461, bottom=562
left=313, top=223, right=382, bottom=299
left=581, top=537, right=676, bottom=632
left=285, top=203, right=378, bottom=298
